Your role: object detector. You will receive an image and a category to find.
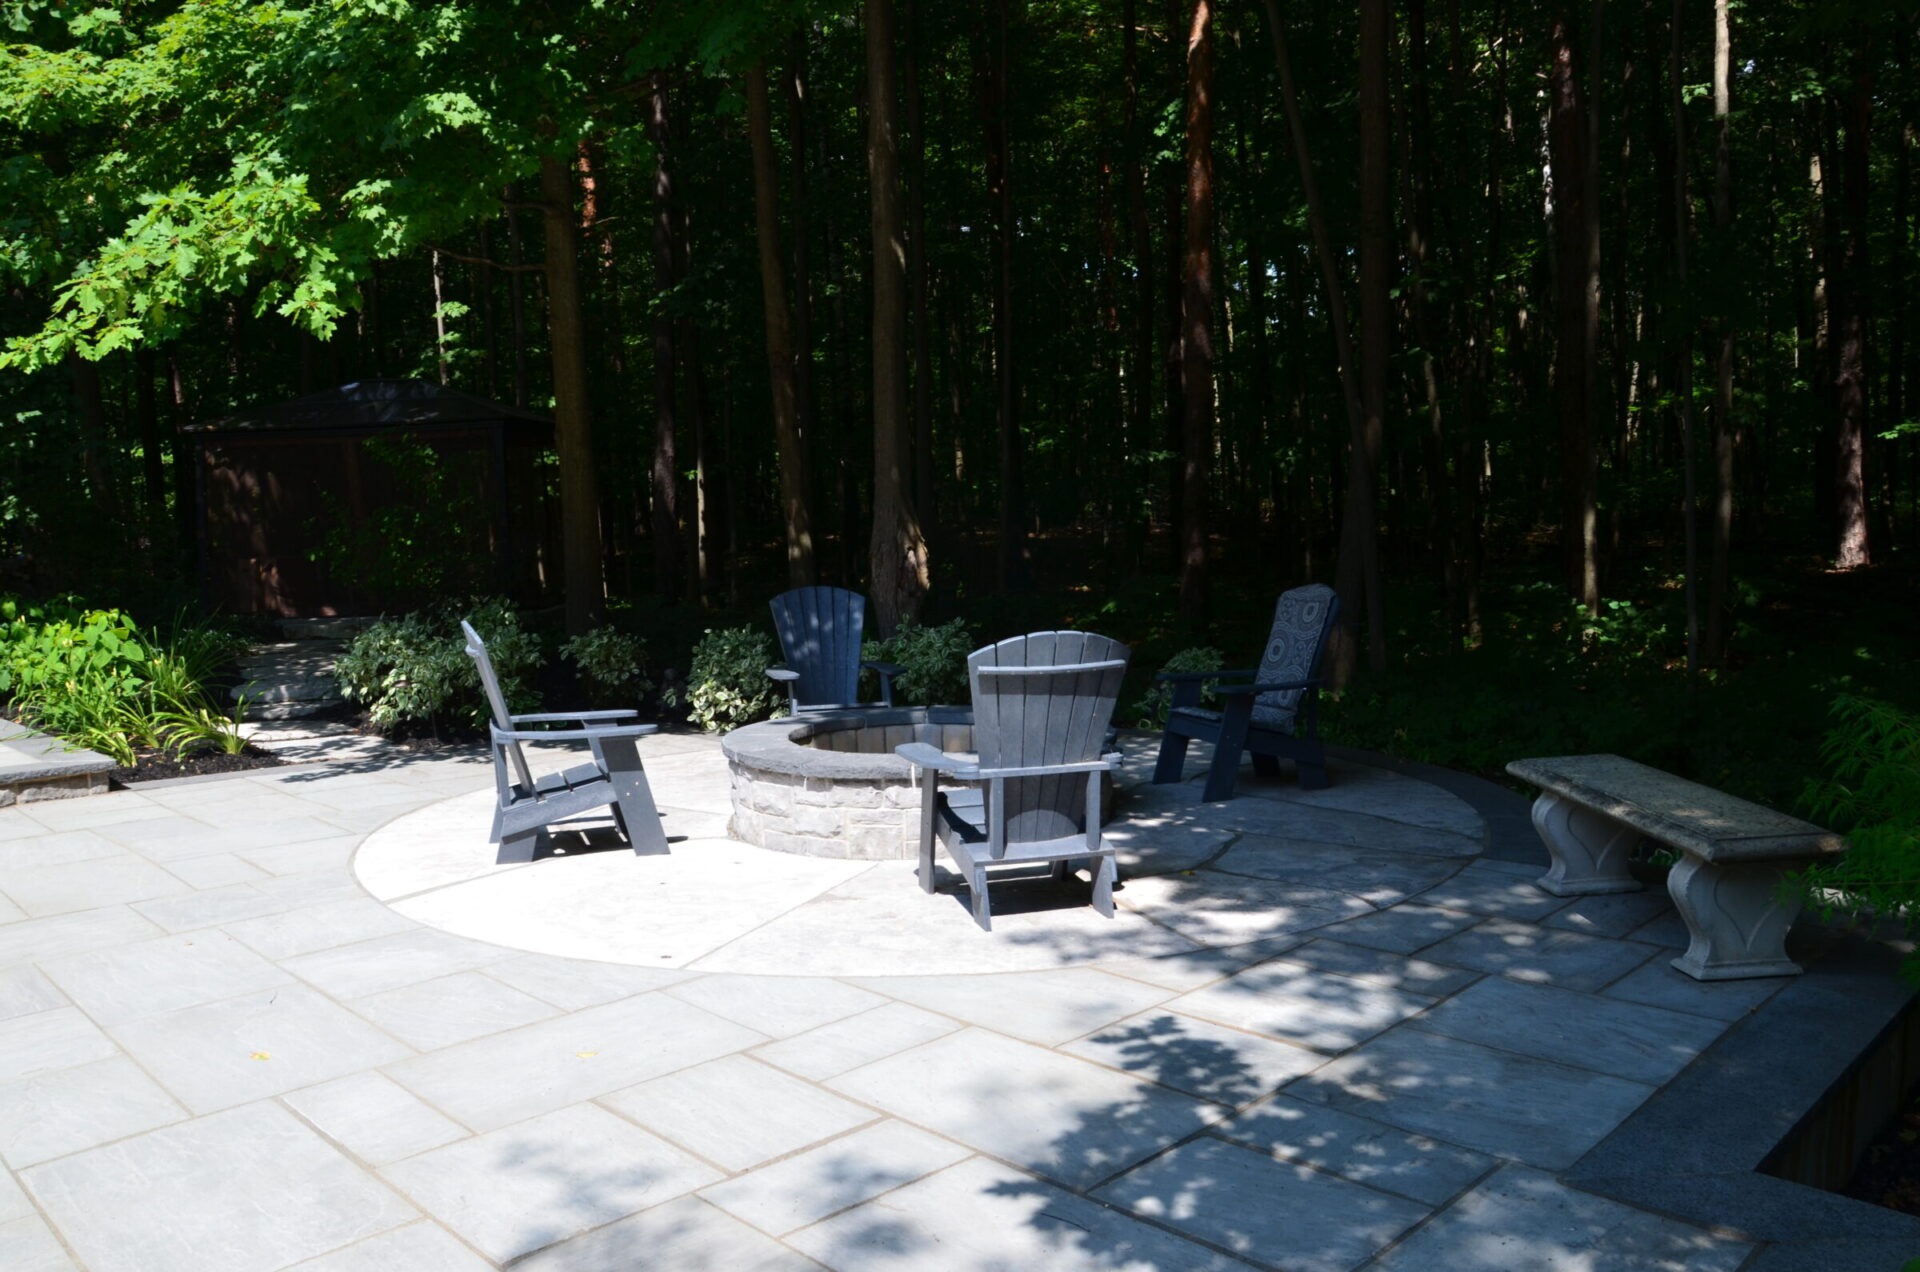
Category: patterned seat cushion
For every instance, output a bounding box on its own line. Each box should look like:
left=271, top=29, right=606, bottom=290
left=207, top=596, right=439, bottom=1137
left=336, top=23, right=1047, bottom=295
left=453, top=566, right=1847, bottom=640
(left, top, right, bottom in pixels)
left=1169, top=703, right=1298, bottom=734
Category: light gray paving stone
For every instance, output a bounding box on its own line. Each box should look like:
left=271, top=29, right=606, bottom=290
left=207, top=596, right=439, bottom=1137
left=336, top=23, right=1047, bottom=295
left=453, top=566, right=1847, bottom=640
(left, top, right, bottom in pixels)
left=18, top=795, right=165, bottom=832
left=1314, top=903, right=1481, bottom=955
left=789, top=1155, right=1259, bottom=1271
left=284, top=1222, right=491, bottom=1272
left=22, top=1101, right=418, bottom=1272
left=664, top=975, right=888, bottom=1039
left=484, top=953, right=696, bottom=1010
left=602, top=1054, right=877, bottom=1170
left=1096, top=938, right=1303, bottom=993
left=1422, top=918, right=1657, bottom=992
left=1118, top=871, right=1367, bottom=946
left=1166, top=960, right=1436, bottom=1054
left=110, top=984, right=414, bottom=1114
left=1210, top=1093, right=1494, bottom=1206
left=0, top=893, right=23, bottom=923
left=1, top=853, right=189, bottom=918
left=1542, top=890, right=1676, bottom=940
left=1627, top=908, right=1691, bottom=950
left=381, top=1102, right=721, bottom=1264
left=282, top=1071, right=469, bottom=1166
left=1060, top=1008, right=1326, bottom=1104
left=1096, top=1135, right=1429, bottom=1272
left=1415, top=976, right=1726, bottom=1085
left=0, top=1055, right=186, bottom=1168
left=130, top=880, right=324, bottom=933
left=1268, top=938, right=1482, bottom=997
left=1366, top=1164, right=1750, bottom=1271
left=110, top=816, right=350, bottom=862
left=348, top=971, right=560, bottom=1051
left=223, top=898, right=420, bottom=962
left=0, top=829, right=123, bottom=869
left=700, top=1120, right=970, bottom=1235
left=1287, top=1027, right=1655, bottom=1169
left=246, top=869, right=369, bottom=910
left=40, top=930, right=291, bottom=1027
left=384, top=993, right=767, bottom=1133
left=752, top=1003, right=962, bottom=1081
left=0, top=1214, right=78, bottom=1272
left=1211, top=839, right=1462, bottom=907
left=161, top=853, right=270, bottom=889
left=517, top=1195, right=823, bottom=1272
left=314, top=803, right=420, bottom=834
left=1599, top=956, right=1786, bottom=1022
left=237, top=835, right=362, bottom=877
left=283, top=928, right=517, bottom=999
left=0, top=1007, right=117, bottom=1083
left=0, top=1159, right=29, bottom=1221
left=848, top=969, right=1175, bottom=1046
left=0, top=967, right=66, bottom=1021
left=827, top=1028, right=1223, bottom=1190
left=0, top=907, right=163, bottom=971
left=1414, top=865, right=1570, bottom=921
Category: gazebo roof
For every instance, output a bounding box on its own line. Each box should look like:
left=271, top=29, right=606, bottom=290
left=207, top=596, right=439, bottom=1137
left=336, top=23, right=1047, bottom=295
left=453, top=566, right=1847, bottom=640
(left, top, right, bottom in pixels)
left=185, top=378, right=550, bottom=435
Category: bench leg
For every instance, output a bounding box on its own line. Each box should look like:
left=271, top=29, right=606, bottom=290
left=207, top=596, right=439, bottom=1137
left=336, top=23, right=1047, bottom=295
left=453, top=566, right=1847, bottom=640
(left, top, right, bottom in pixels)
left=1531, top=792, right=1642, bottom=896
left=1668, top=855, right=1805, bottom=980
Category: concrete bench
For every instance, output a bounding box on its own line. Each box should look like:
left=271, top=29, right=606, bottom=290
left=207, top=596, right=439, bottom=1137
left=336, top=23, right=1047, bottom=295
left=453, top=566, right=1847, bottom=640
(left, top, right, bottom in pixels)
left=1506, top=754, right=1847, bottom=981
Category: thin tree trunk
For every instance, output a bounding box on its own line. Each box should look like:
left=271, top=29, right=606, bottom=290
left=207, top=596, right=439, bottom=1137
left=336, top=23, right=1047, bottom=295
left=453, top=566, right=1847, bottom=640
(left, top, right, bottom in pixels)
left=747, top=61, right=817, bottom=587
left=1705, top=0, right=1736, bottom=662
left=69, top=355, right=116, bottom=519
left=868, top=0, right=931, bottom=631
left=647, top=79, right=681, bottom=601
left=1549, top=11, right=1600, bottom=614
left=431, top=248, right=450, bottom=384
left=539, top=151, right=605, bottom=635
left=980, top=0, right=1025, bottom=590
left=670, top=89, right=711, bottom=608
left=505, top=185, right=529, bottom=409
left=1833, top=32, right=1874, bottom=568
left=1405, top=0, right=1457, bottom=643
left=135, top=345, right=164, bottom=527
left=786, top=34, right=820, bottom=500
left=903, top=0, right=937, bottom=548
left=1670, top=0, right=1699, bottom=687
left=1124, top=0, right=1155, bottom=566
left=1177, top=0, right=1215, bottom=627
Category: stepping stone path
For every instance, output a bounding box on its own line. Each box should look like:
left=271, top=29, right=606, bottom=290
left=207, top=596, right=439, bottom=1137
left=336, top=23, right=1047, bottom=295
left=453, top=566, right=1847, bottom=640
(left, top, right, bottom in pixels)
left=230, top=619, right=404, bottom=766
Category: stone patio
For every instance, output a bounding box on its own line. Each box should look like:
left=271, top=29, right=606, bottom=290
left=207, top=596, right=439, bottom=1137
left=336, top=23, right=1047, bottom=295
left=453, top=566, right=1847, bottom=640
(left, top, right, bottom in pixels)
left=0, top=730, right=1906, bottom=1270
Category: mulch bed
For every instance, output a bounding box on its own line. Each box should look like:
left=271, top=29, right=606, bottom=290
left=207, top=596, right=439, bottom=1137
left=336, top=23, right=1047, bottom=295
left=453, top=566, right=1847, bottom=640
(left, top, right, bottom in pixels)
left=110, top=744, right=287, bottom=785
left=1846, top=1084, right=1920, bottom=1216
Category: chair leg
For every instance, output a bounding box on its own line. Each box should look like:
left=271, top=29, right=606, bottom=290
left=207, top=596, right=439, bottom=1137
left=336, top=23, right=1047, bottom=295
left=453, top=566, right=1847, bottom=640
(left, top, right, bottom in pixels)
left=1251, top=753, right=1282, bottom=778
left=1296, top=739, right=1330, bottom=790
left=602, top=739, right=668, bottom=855
left=969, top=867, right=993, bottom=932
left=497, top=827, right=545, bottom=864
left=1152, top=731, right=1190, bottom=785
left=1090, top=853, right=1116, bottom=918
left=916, top=772, right=939, bottom=894
left=1203, top=703, right=1253, bottom=802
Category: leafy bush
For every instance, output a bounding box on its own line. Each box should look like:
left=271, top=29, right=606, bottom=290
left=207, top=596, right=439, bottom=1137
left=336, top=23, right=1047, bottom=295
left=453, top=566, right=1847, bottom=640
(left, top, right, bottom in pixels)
left=335, top=597, right=539, bottom=734
left=1799, top=694, right=1920, bottom=980
left=1131, top=646, right=1226, bottom=728
left=862, top=617, right=973, bottom=706
left=669, top=625, right=781, bottom=733
left=0, top=598, right=247, bottom=764
left=561, top=626, right=654, bottom=708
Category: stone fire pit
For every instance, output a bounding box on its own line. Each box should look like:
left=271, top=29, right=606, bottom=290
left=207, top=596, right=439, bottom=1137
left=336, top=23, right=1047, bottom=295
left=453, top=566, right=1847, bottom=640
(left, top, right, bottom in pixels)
left=721, top=707, right=974, bottom=859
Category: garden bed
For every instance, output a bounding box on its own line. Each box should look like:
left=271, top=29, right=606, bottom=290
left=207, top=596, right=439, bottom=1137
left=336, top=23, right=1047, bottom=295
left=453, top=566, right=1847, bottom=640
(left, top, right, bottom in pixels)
left=110, top=744, right=287, bottom=785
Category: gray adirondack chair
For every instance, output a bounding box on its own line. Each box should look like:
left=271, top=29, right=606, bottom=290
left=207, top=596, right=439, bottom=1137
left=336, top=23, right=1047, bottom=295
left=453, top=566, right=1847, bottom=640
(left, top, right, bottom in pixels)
left=462, top=621, right=668, bottom=863
left=896, top=631, right=1129, bottom=931
left=766, top=586, right=901, bottom=712
left=1151, top=584, right=1339, bottom=800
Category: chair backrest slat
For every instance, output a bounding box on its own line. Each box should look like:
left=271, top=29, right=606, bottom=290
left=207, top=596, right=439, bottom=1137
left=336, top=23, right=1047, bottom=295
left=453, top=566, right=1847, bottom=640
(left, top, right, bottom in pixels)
left=771, top=586, right=866, bottom=708
left=968, top=631, right=1128, bottom=851
left=1254, top=585, right=1339, bottom=729
left=463, top=620, right=535, bottom=793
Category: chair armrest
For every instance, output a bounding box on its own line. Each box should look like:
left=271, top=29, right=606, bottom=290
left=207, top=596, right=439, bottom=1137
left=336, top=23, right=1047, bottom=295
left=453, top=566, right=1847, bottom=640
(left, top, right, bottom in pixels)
left=766, top=667, right=800, bottom=683
left=862, top=660, right=904, bottom=676
left=975, top=756, right=1119, bottom=779
left=510, top=709, right=640, bottom=724
left=1154, top=668, right=1254, bottom=683
left=491, top=722, right=658, bottom=743
left=1216, top=677, right=1323, bottom=697
left=895, top=742, right=978, bottom=778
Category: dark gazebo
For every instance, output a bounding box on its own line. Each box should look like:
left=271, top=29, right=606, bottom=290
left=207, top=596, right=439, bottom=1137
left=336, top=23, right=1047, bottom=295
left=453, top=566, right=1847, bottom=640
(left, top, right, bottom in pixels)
left=184, top=379, right=559, bottom=617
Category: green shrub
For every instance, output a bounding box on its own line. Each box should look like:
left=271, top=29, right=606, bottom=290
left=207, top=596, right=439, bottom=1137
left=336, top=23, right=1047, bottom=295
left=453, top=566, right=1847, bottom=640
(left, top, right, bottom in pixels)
left=863, top=617, right=973, bottom=706
left=670, top=625, right=781, bottom=733
left=1799, top=694, right=1920, bottom=980
left=1131, top=646, right=1226, bottom=728
left=561, top=626, right=654, bottom=709
left=336, top=597, right=539, bottom=734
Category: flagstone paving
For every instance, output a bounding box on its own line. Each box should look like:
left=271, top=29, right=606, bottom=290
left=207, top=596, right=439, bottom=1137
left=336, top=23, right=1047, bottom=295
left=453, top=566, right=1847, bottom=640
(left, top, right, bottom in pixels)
left=0, top=729, right=1856, bottom=1269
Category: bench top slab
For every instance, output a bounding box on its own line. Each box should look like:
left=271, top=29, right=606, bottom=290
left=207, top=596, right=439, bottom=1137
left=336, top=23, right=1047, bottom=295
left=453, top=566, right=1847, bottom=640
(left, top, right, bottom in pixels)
left=1506, top=754, right=1846, bottom=864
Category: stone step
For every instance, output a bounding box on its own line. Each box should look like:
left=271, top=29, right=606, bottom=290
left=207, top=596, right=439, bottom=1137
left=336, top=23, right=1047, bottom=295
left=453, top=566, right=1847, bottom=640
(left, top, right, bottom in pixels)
left=244, top=698, right=347, bottom=721
left=0, top=723, right=115, bottom=805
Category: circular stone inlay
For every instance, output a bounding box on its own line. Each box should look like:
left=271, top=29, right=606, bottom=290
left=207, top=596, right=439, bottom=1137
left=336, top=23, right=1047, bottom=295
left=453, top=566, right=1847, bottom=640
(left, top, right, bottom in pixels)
left=720, top=707, right=974, bottom=860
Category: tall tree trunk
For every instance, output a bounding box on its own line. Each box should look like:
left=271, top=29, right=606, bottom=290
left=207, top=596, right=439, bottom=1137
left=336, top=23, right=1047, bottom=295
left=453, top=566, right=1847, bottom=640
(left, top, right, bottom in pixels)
left=903, top=0, right=937, bottom=549
left=1670, top=0, right=1699, bottom=686
left=1833, top=32, right=1874, bottom=568
left=1177, top=0, right=1215, bottom=626
left=868, top=0, right=931, bottom=631
left=670, top=89, right=712, bottom=607
left=747, top=61, right=817, bottom=587
left=647, top=79, right=682, bottom=601
left=539, top=151, right=605, bottom=635
left=1344, top=0, right=1390, bottom=674
left=1404, top=0, right=1457, bottom=641
left=1124, top=0, right=1156, bottom=566
left=786, top=34, right=820, bottom=506
left=70, top=355, right=116, bottom=519
left=1705, top=0, right=1736, bottom=662
left=1549, top=11, right=1601, bottom=614
left=504, top=186, right=529, bottom=409
left=979, top=0, right=1025, bottom=590
left=135, top=345, right=164, bottom=528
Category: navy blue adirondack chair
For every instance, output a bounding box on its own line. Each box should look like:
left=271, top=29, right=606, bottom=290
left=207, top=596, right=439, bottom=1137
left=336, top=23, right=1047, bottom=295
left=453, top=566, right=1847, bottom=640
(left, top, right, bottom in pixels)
left=896, top=631, right=1129, bottom=931
left=766, top=586, right=901, bottom=713
left=1151, top=584, right=1339, bottom=800
left=463, top=621, right=668, bottom=863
